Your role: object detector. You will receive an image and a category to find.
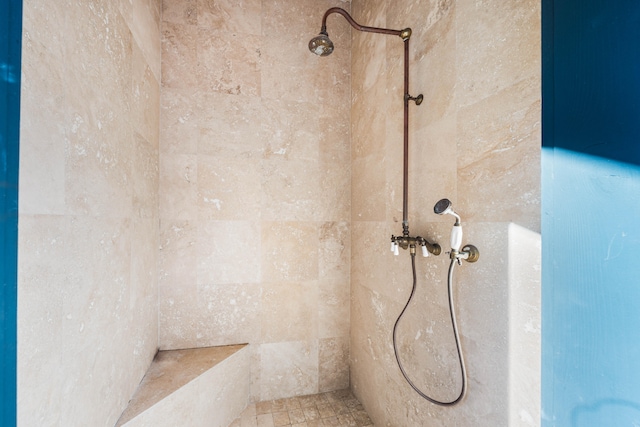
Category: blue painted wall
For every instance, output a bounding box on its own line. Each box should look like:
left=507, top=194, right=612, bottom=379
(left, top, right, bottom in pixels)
left=542, top=0, right=640, bottom=425
left=0, top=0, right=21, bottom=425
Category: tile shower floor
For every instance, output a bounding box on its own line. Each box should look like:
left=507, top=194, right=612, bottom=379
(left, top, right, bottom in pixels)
left=229, top=389, right=374, bottom=427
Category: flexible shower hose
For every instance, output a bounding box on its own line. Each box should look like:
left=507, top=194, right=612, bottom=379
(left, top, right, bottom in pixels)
left=392, top=253, right=467, bottom=406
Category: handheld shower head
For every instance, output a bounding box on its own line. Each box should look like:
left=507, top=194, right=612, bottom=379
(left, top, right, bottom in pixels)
left=435, top=198, right=463, bottom=252
left=434, top=199, right=461, bottom=225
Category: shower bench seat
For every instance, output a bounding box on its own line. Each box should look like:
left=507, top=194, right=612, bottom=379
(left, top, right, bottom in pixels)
left=115, top=344, right=250, bottom=427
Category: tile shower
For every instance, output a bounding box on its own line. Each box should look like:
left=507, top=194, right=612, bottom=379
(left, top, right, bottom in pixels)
left=17, top=0, right=540, bottom=426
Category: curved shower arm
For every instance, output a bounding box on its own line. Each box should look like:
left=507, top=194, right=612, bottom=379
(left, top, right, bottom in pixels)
left=314, top=6, right=421, bottom=239
left=320, top=7, right=412, bottom=41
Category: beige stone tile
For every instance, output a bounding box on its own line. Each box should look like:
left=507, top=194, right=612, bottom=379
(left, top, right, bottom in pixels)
left=351, top=154, right=387, bottom=222
left=160, top=87, right=199, bottom=154
left=21, top=0, right=66, bottom=56
left=261, top=222, right=318, bottom=282
left=312, top=393, right=330, bottom=405
left=158, top=219, right=198, bottom=287
left=330, top=401, right=350, bottom=416
left=289, top=408, right=307, bottom=424
left=197, top=0, right=261, bottom=35
left=318, top=147, right=351, bottom=222
left=318, top=279, right=350, bottom=339
left=162, top=0, right=196, bottom=25
left=57, top=220, right=136, bottom=425
left=131, top=0, right=161, bottom=81
left=271, top=399, right=288, bottom=413
left=260, top=158, right=321, bottom=222
left=197, top=91, right=265, bottom=159
left=272, top=411, right=291, bottom=426
left=330, top=389, right=353, bottom=400
left=130, top=217, right=160, bottom=308
left=158, top=219, right=199, bottom=348
left=410, top=1, right=456, bottom=129
left=131, top=40, right=160, bottom=147
left=350, top=410, right=372, bottom=426
left=349, top=283, right=403, bottom=375
left=256, top=400, right=273, bottom=415
left=257, top=414, right=275, bottom=427
left=261, top=98, right=321, bottom=162
left=158, top=276, right=199, bottom=348
left=64, top=116, right=134, bottom=217
left=351, top=88, right=387, bottom=161
left=303, top=406, right=321, bottom=421
left=317, top=403, right=336, bottom=419
left=259, top=341, right=319, bottom=401
left=196, top=27, right=262, bottom=96
left=19, top=0, right=161, bottom=425
left=298, top=395, right=318, bottom=408
left=318, top=222, right=350, bottom=281
left=161, top=20, right=198, bottom=89
left=196, top=154, right=261, bottom=220
left=159, top=154, right=198, bottom=220
left=405, top=119, right=457, bottom=227
left=318, top=338, right=349, bottom=392
left=18, top=37, right=66, bottom=215
left=350, top=221, right=410, bottom=300
left=261, top=282, right=318, bottom=343
left=284, top=397, right=302, bottom=410
left=69, top=136, right=130, bottom=213
left=250, top=346, right=262, bottom=402
left=455, top=0, right=541, bottom=108
left=322, top=417, right=341, bottom=426
left=132, top=132, right=159, bottom=219
left=351, top=22, right=389, bottom=100
left=64, top=3, right=133, bottom=121
left=195, top=283, right=261, bottom=346
left=17, top=216, right=65, bottom=425
left=336, top=413, right=357, bottom=427
left=457, top=77, right=541, bottom=230
left=261, top=0, right=350, bottom=104
left=197, top=220, right=261, bottom=285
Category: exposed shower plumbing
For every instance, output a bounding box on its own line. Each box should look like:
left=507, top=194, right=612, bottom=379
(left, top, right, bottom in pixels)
left=309, top=8, right=478, bottom=407
left=392, top=199, right=479, bottom=406
left=309, top=7, right=438, bottom=257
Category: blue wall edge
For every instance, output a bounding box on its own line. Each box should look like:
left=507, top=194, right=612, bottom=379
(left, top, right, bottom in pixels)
left=1, top=0, right=22, bottom=425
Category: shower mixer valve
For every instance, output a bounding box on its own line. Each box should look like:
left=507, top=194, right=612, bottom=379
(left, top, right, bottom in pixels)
left=390, top=234, right=441, bottom=257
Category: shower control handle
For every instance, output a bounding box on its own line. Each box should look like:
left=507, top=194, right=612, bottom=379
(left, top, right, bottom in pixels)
left=390, top=234, right=441, bottom=256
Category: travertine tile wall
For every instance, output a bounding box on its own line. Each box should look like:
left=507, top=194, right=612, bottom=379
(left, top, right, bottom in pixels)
left=18, top=0, right=161, bottom=426
left=159, top=0, right=352, bottom=401
left=349, top=0, right=541, bottom=425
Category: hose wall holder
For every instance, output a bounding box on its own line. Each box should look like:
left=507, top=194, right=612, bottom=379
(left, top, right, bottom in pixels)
left=450, top=244, right=480, bottom=263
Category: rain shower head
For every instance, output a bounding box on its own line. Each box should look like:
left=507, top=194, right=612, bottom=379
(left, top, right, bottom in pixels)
left=309, top=31, right=334, bottom=56
left=434, top=198, right=461, bottom=225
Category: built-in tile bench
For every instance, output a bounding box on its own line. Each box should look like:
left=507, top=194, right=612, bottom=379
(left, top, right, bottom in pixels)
left=116, top=344, right=250, bottom=427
